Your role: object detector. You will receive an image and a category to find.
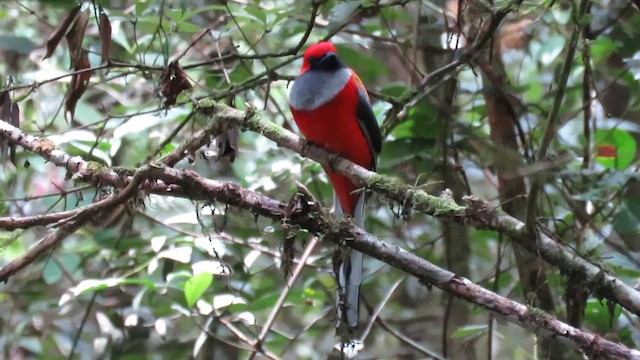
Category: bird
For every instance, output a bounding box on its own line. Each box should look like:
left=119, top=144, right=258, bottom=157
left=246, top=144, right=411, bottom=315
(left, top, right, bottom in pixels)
left=289, top=41, right=382, bottom=338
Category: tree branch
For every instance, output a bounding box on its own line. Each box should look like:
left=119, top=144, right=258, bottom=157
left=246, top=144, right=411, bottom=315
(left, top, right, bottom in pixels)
left=191, top=101, right=640, bottom=319
left=3, top=102, right=640, bottom=320
left=0, top=163, right=157, bottom=281
left=1, top=116, right=639, bottom=356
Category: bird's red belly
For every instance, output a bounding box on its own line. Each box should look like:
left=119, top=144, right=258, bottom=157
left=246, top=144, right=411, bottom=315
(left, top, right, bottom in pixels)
left=291, top=85, right=374, bottom=215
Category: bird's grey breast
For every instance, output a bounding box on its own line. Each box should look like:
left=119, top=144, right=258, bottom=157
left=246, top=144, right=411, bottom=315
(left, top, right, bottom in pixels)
left=289, top=68, right=351, bottom=111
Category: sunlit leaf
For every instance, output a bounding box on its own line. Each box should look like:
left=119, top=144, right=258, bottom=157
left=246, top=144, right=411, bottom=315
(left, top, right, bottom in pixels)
left=213, top=293, right=246, bottom=309
left=0, top=230, right=22, bottom=252
left=595, top=128, right=637, bottom=170
left=184, top=272, right=213, bottom=308
left=61, top=278, right=157, bottom=305
left=193, top=331, right=208, bottom=358
left=192, top=260, right=230, bottom=276
left=538, top=35, right=565, bottom=65
left=154, top=318, right=167, bottom=339
left=158, top=246, right=192, bottom=263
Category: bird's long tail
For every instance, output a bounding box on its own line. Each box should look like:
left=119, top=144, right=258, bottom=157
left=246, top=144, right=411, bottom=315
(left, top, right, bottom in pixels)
left=335, top=191, right=365, bottom=332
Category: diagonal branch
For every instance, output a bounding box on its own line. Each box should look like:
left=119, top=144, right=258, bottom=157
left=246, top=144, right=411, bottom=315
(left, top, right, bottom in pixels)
left=0, top=163, right=157, bottom=281
left=191, top=101, right=640, bottom=318
left=0, top=209, right=78, bottom=230
left=0, top=117, right=640, bottom=357
left=2, top=102, right=640, bottom=319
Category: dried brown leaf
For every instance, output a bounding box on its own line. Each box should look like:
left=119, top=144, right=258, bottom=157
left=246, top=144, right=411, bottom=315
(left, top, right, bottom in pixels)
left=66, top=10, right=90, bottom=67
left=497, top=19, right=534, bottom=55
left=160, top=61, right=193, bottom=106
left=214, top=125, right=239, bottom=163
left=99, top=6, right=112, bottom=63
left=43, top=5, right=81, bottom=60
left=65, top=50, right=92, bottom=121
left=0, top=90, right=20, bottom=165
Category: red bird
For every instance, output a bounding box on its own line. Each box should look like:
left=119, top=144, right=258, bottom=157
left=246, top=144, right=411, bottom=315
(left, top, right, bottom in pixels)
left=289, top=41, right=382, bottom=333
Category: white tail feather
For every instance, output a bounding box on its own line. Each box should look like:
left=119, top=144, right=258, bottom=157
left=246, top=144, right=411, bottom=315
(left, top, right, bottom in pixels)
left=335, top=191, right=365, bottom=331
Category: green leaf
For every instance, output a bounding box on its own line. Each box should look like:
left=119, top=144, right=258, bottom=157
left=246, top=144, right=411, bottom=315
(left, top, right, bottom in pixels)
left=550, top=9, right=570, bottom=25
left=619, top=326, right=637, bottom=349
left=165, top=8, right=184, bottom=23
left=160, top=142, right=176, bottom=157
left=595, top=128, right=637, bottom=170
left=18, top=337, right=42, bottom=355
left=335, top=44, right=389, bottom=83
left=391, top=103, right=439, bottom=140
left=379, top=84, right=409, bottom=99
left=609, top=263, right=640, bottom=278
left=184, top=272, right=213, bottom=308
left=244, top=5, right=267, bottom=29
left=229, top=65, right=254, bottom=84
left=182, top=5, right=227, bottom=20
left=614, top=196, right=640, bottom=233
left=35, top=0, right=77, bottom=7
left=229, top=289, right=324, bottom=313
left=584, top=299, right=621, bottom=332
left=61, top=253, right=81, bottom=273
left=451, top=324, right=488, bottom=338
left=328, top=1, right=363, bottom=33
left=175, top=21, right=201, bottom=33
left=135, top=0, right=153, bottom=15
left=591, top=38, right=621, bottom=65
left=0, top=230, right=22, bottom=250
left=378, top=138, right=434, bottom=170
left=43, top=260, right=62, bottom=284
left=0, top=231, right=25, bottom=260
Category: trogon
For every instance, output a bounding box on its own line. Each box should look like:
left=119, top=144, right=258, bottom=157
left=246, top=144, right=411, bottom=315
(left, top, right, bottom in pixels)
left=289, top=41, right=382, bottom=334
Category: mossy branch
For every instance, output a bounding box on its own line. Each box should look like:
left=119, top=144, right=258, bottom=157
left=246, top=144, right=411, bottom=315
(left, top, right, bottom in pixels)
left=192, top=101, right=640, bottom=318
left=1, top=113, right=640, bottom=356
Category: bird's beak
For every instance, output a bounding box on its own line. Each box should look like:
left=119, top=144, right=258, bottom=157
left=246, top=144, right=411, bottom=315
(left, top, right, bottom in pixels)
left=316, top=52, right=338, bottom=68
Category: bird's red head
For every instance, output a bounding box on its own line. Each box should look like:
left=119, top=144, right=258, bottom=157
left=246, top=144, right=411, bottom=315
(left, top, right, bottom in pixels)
left=300, top=41, right=342, bottom=73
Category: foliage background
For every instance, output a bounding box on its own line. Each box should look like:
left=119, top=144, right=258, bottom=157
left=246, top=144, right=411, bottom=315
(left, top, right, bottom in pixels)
left=0, top=0, right=639, bottom=359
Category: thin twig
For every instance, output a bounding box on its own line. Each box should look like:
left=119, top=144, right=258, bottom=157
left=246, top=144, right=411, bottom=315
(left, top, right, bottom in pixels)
left=358, top=277, right=403, bottom=342
left=218, top=317, right=280, bottom=360
left=366, top=303, right=446, bottom=359
left=67, top=292, right=97, bottom=360
left=249, top=237, right=319, bottom=360
left=0, top=164, right=155, bottom=281
left=525, top=0, right=591, bottom=237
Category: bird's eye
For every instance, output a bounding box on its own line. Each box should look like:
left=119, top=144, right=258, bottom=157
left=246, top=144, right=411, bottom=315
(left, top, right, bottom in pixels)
left=308, top=56, right=320, bottom=67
